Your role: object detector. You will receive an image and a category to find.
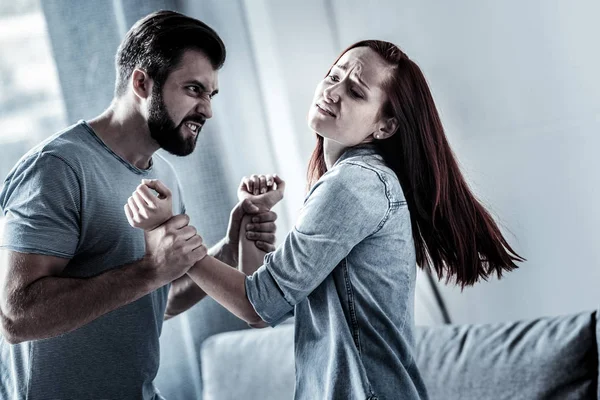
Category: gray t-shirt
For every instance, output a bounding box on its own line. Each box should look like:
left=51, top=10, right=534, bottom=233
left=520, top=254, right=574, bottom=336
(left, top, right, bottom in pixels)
left=0, top=121, right=185, bottom=399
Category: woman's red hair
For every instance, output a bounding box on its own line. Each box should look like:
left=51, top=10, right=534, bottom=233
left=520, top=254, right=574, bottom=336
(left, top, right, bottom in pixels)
left=307, top=40, right=524, bottom=287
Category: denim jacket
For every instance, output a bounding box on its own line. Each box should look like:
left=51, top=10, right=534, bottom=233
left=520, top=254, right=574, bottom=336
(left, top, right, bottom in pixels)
left=246, top=145, right=429, bottom=400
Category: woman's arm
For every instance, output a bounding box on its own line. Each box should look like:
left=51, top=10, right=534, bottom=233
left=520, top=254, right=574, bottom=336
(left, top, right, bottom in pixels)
left=124, top=177, right=282, bottom=322
left=182, top=175, right=285, bottom=327
left=186, top=256, right=267, bottom=327
left=188, top=174, right=284, bottom=326
left=237, top=174, right=283, bottom=276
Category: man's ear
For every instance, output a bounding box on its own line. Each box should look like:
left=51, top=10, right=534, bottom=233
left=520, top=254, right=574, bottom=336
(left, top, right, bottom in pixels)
left=131, top=68, right=153, bottom=100
left=375, top=117, right=398, bottom=140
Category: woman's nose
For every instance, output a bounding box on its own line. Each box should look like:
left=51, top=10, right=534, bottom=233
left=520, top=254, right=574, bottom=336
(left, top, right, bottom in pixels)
left=323, top=84, right=340, bottom=103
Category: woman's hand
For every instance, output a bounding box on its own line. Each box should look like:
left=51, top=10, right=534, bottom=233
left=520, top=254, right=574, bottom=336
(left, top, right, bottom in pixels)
left=124, top=179, right=173, bottom=231
left=237, top=174, right=285, bottom=211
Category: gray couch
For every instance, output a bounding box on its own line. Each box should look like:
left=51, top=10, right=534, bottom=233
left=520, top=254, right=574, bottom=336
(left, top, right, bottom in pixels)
left=200, top=309, right=599, bottom=400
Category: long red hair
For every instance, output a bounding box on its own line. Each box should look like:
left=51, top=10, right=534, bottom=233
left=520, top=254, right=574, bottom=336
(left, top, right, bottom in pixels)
left=307, top=40, right=524, bottom=287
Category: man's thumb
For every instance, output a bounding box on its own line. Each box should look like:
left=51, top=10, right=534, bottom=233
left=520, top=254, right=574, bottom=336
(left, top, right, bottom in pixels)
left=241, top=198, right=260, bottom=214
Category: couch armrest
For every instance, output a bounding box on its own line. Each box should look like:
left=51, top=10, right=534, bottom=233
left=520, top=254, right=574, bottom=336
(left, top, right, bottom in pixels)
left=201, top=324, right=295, bottom=400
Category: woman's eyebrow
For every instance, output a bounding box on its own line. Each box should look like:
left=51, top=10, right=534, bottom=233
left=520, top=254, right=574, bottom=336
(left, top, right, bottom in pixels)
left=334, top=63, right=370, bottom=90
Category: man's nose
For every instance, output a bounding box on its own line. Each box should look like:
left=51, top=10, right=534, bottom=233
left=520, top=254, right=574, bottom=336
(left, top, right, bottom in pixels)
left=196, top=100, right=213, bottom=120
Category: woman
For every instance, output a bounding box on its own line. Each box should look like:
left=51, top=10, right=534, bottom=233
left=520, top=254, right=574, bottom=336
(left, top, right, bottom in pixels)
left=125, top=40, right=523, bottom=399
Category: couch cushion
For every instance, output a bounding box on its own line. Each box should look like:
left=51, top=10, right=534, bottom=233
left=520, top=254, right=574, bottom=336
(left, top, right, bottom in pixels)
left=415, top=310, right=599, bottom=400
left=200, top=311, right=598, bottom=400
left=201, top=324, right=296, bottom=400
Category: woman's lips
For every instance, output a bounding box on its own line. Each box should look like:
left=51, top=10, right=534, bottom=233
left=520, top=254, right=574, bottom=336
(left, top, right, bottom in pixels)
left=316, top=104, right=336, bottom=117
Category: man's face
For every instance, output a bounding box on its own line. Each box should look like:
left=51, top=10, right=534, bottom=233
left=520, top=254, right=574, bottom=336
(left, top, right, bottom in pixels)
left=148, top=49, right=219, bottom=156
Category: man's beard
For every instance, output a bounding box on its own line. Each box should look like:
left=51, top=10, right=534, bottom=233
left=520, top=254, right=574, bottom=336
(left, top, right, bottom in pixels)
left=147, top=85, right=204, bottom=156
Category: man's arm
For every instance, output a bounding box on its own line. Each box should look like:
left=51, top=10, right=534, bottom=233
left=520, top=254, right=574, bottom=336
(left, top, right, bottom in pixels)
left=0, top=214, right=205, bottom=344
left=127, top=179, right=280, bottom=321
left=0, top=251, right=157, bottom=344
left=239, top=214, right=269, bottom=275
left=164, top=275, right=205, bottom=320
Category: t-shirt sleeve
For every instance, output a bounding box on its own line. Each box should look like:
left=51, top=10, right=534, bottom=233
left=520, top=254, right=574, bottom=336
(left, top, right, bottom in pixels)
left=245, top=162, right=390, bottom=326
left=0, top=153, right=81, bottom=258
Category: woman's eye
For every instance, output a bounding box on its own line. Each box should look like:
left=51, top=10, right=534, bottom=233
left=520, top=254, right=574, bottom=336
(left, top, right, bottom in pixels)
left=350, top=89, right=363, bottom=99
left=328, top=75, right=340, bottom=82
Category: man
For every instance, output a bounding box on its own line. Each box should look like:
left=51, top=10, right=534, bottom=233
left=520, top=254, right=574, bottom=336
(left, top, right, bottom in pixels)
left=0, top=10, right=277, bottom=399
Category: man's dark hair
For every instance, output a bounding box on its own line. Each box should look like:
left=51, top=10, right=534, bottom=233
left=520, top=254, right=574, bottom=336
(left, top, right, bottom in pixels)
left=114, top=10, right=226, bottom=97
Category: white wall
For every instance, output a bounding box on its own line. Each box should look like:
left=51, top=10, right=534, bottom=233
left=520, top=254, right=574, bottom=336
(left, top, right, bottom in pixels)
left=180, top=1, right=599, bottom=325
left=329, top=0, right=600, bottom=324
left=234, top=0, right=600, bottom=324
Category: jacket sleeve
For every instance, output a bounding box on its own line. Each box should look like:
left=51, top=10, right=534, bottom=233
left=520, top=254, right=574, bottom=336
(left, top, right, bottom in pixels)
left=245, top=162, right=390, bottom=326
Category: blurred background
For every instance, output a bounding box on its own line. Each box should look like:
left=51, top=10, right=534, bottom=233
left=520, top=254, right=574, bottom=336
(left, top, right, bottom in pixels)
left=1, top=0, right=599, bottom=397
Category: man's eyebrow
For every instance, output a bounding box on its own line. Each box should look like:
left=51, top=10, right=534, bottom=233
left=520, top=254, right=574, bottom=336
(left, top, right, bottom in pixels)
left=333, top=64, right=370, bottom=91
left=185, top=80, right=219, bottom=96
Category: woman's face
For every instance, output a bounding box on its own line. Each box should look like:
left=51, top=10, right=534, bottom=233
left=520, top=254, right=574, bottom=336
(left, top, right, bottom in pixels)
left=308, top=47, right=393, bottom=146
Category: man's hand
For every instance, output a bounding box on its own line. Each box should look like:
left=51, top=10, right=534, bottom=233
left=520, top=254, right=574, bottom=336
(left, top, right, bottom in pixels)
left=226, top=201, right=278, bottom=253
left=124, top=179, right=173, bottom=230
left=123, top=179, right=207, bottom=285
left=143, top=214, right=208, bottom=286
left=225, top=174, right=285, bottom=254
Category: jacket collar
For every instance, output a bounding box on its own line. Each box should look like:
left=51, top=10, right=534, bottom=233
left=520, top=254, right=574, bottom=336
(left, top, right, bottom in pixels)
left=332, top=143, right=379, bottom=168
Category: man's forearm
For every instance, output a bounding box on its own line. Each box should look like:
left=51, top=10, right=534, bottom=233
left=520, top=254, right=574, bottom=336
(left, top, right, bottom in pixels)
left=209, top=237, right=238, bottom=268
left=239, top=214, right=266, bottom=275
left=164, top=274, right=207, bottom=320
left=3, top=258, right=160, bottom=344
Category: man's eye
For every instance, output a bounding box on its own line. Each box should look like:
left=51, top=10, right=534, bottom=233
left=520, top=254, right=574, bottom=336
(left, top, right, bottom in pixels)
left=328, top=75, right=340, bottom=82
left=187, top=86, right=200, bottom=93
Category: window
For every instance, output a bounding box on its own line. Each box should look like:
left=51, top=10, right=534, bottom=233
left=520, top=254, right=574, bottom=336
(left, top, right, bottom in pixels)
left=0, top=0, right=67, bottom=181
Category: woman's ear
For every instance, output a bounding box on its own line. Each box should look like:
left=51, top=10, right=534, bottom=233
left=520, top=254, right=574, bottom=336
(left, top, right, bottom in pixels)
left=131, top=68, right=153, bottom=100
left=375, top=117, right=398, bottom=140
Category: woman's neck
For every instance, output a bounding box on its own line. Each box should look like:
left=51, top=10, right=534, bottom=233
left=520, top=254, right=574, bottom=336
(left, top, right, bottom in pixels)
left=323, top=139, right=348, bottom=170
